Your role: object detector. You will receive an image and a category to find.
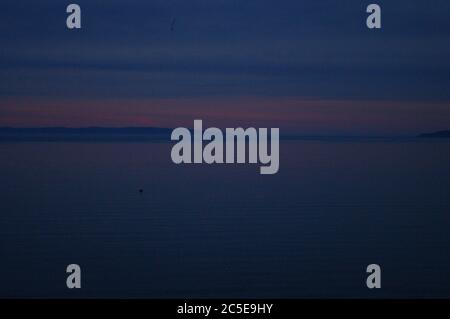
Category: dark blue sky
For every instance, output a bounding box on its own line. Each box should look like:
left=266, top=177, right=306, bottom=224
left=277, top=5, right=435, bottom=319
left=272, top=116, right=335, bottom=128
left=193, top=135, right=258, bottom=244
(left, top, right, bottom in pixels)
left=0, top=0, right=449, bottom=134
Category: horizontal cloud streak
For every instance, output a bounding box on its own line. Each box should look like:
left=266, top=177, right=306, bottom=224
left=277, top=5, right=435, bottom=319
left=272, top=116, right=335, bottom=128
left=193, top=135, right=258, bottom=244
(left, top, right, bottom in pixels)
left=0, top=0, right=449, bottom=101
left=1, top=97, right=449, bottom=136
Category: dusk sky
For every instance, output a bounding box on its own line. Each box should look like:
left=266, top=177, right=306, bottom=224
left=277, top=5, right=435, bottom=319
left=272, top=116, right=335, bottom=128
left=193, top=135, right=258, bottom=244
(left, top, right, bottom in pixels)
left=0, top=0, right=449, bottom=135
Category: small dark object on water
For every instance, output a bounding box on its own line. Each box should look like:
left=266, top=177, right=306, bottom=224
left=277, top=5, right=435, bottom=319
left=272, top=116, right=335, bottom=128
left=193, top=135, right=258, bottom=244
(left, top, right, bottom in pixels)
left=139, top=189, right=144, bottom=193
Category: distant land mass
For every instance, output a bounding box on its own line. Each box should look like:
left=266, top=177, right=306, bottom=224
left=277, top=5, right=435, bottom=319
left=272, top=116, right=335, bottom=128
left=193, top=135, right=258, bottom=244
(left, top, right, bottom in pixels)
left=418, top=130, right=450, bottom=138
left=0, top=127, right=173, bottom=142
left=0, top=127, right=173, bottom=134
left=1, top=127, right=450, bottom=142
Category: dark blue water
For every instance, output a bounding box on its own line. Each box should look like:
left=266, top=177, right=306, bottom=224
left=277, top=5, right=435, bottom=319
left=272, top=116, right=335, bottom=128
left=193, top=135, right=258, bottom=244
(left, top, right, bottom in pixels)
left=1, top=138, right=449, bottom=298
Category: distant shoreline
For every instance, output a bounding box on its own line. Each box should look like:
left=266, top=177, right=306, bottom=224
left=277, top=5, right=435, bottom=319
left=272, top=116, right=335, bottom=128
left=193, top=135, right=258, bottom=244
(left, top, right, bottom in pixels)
left=0, top=127, right=173, bottom=134
left=0, top=127, right=449, bottom=142
left=417, top=130, right=450, bottom=138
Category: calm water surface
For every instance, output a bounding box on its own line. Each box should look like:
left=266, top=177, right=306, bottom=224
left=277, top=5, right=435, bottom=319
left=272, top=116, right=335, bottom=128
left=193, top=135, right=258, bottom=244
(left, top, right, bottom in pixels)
left=1, top=139, right=449, bottom=298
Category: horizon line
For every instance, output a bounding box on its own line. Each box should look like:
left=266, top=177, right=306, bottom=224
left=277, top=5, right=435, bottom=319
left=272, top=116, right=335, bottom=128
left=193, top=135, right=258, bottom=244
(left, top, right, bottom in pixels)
left=0, top=126, right=449, bottom=139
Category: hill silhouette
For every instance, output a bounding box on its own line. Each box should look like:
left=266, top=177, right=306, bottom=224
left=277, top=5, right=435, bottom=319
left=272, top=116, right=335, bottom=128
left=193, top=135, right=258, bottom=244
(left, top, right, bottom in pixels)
left=418, top=130, right=450, bottom=138
left=0, top=127, right=173, bottom=142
